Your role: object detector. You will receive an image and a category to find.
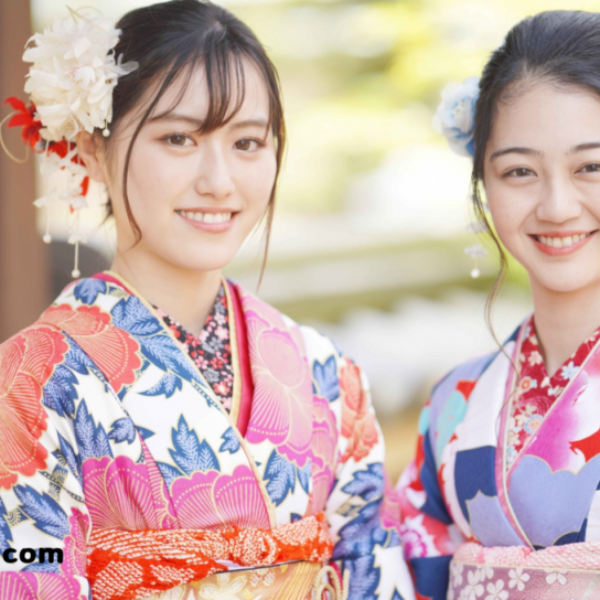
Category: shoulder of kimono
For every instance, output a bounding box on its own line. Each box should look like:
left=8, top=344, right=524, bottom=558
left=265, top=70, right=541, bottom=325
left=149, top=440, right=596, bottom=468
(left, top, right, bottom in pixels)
left=425, top=321, right=523, bottom=431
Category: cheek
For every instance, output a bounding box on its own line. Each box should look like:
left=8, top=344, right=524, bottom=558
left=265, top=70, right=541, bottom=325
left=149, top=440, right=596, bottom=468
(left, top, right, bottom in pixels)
left=239, top=155, right=277, bottom=210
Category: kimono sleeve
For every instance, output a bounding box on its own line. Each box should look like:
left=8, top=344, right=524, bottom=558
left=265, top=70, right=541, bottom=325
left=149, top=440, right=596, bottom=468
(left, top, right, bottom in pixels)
left=396, top=353, right=497, bottom=600
left=325, top=355, right=415, bottom=600
left=0, top=326, right=92, bottom=599
left=396, top=398, right=462, bottom=600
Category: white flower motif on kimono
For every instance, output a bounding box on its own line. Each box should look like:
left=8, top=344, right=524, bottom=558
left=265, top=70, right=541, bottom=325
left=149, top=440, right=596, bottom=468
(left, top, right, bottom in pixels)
left=545, top=569, right=568, bottom=585
left=560, top=360, right=579, bottom=381
left=433, top=76, right=480, bottom=157
left=508, top=568, right=530, bottom=591
left=528, top=350, right=543, bottom=366
left=400, top=514, right=440, bottom=559
left=23, top=10, right=137, bottom=141
left=462, top=569, right=484, bottom=600
left=548, top=386, right=563, bottom=397
left=451, top=562, right=464, bottom=587
left=541, top=376, right=551, bottom=388
left=485, top=580, right=508, bottom=600
left=477, top=566, right=494, bottom=582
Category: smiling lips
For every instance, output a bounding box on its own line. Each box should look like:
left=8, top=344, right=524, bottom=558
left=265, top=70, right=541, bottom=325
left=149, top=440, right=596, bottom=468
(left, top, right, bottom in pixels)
left=531, top=231, right=596, bottom=255
left=175, top=209, right=235, bottom=232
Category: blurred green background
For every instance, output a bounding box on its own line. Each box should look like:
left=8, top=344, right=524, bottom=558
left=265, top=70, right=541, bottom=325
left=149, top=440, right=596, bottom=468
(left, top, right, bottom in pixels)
left=29, top=0, right=600, bottom=478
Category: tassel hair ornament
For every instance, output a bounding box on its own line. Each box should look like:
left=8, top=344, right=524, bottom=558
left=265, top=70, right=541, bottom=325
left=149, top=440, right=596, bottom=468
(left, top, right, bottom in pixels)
left=0, top=7, right=137, bottom=278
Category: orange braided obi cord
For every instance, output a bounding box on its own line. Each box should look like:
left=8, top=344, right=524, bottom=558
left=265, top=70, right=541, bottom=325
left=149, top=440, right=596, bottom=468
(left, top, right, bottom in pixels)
left=87, top=512, right=334, bottom=600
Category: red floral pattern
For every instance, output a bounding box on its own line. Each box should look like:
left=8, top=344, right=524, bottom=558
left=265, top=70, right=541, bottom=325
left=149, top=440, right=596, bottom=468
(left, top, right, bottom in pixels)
left=158, top=285, right=234, bottom=411
left=507, top=316, right=600, bottom=468
left=340, top=361, right=379, bottom=463
left=0, top=327, right=68, bottom=489
left=38, top=304, right=142, bottom=395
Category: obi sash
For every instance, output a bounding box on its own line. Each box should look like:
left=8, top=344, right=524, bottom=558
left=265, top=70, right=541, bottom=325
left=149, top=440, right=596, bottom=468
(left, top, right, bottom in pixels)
left=87, top=513, right=344, bottom=600
left=448, top=542, right=600, bottom=599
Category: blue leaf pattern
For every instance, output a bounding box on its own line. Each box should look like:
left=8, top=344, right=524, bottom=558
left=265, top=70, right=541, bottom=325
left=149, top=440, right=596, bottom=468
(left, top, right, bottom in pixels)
left=219, top=428, right=241, bottom=454
left=264, top=450, right=296, bottom=506
left=73, top=400, right=113, bottom=461
left=111, top=297, right=163, bottom=336
left=298, top=460, right=312, bottom=494
left=343, top=556, right=380, bottom=600
left=42, top=365, right=78, bottom=418
left=313, top=356, right=339, bottom=402
left=64, top=342, right=94, bottom=376
left=141, top=373, right=183, bottom=399
left=108, top=418, right=137, bottom=444
left=56, top=433, right=81, bottom=486
left=0, top=498, right=12, bottom=552
left=341, top=463, right=384, bottom=502
left=137, top=334, right=199, bottom=383
left=157, top=461, right=183, bottom=490
left=73, top=279, right=107, bottom=305
left=137, top=426, right=155, bottom=440
left=169, top=416, right=220, bottom=475
left=13, top=486, right=70, bottom=539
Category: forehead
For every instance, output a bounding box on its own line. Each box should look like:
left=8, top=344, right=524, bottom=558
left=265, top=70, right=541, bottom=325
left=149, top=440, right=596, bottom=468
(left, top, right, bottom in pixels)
left=488, top=81, right=600, bottom=151
left=152, top=57, right=271, bottom=121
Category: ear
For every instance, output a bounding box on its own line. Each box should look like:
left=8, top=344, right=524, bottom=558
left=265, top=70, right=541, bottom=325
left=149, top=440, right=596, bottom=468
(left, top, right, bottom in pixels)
left=76, top=130, right=106, bottom=183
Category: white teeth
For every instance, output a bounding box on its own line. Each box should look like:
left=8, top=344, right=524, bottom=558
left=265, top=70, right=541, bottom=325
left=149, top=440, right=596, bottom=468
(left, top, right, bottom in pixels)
left=178, top=211, right=233, bottom=224
left=537, top=233, right=589, bottom=248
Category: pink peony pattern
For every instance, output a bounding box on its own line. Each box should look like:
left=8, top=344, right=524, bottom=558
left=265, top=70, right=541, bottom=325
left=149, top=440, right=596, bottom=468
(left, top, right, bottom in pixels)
left=241, top=293, right=314, bottom=468
left=61, top=508, right=90, bottom=578
left=83, top=455, right=174, bottom=530
left=308, top=395, right=339, bottom=514
left=171, top=465, right=271, bottom=530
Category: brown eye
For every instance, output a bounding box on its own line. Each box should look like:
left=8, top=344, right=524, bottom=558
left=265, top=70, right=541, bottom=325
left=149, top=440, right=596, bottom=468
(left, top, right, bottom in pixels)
left=504, top=167, right=534, bottom=178
left=235, top=139, right=260, bottom=151
left=580, top=163, right=600, bottom=173
left=166, top=134, right=191, bottom=146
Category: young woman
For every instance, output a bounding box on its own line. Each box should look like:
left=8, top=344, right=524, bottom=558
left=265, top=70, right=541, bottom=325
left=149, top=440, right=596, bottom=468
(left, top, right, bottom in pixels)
left=0, top=2, right=414, bottom=599
left=398, top=10, right=600, bottom=600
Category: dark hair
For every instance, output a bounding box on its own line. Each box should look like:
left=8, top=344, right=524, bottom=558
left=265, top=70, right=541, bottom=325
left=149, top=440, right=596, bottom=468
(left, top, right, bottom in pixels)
left=471, top=10, right=600, bottom=324
left=106, top=0, right=285, bottom=273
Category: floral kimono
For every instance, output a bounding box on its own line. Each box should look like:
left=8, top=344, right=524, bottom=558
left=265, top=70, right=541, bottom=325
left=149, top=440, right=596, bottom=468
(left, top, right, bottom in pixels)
left=0, top=273, right=414, bottom=600
left=398, top=317, right=600, bottom=600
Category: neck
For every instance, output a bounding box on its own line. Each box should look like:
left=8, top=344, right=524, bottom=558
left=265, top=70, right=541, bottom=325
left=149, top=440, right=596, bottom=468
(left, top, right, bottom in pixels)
left=530, top=278, right=600, bottom=376
left=110, top=246, right=222, bottom=337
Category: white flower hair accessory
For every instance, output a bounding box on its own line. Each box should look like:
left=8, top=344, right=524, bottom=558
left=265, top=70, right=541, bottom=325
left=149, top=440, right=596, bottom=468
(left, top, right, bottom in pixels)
left=1, top=8, right=137, bottom=278
left=23, top=7, right=137, bottom=141
left=433, top=76, right=480, bottom=158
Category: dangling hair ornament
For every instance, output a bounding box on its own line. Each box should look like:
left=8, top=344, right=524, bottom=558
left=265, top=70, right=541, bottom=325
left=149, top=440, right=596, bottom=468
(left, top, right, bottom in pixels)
left=434, top=76, right=486, bottom=278
left=1, top=7, right=137, bottom=278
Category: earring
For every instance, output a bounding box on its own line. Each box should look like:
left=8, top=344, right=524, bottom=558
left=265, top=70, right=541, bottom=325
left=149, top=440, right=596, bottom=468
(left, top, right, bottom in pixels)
left=464, top=243, right=487, bottom=278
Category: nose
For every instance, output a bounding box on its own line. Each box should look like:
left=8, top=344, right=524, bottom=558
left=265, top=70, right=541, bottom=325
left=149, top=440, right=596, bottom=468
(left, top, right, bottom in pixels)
left=535, top=174, right=583, bottom=224
left=194, top=142, right=235, bottom=200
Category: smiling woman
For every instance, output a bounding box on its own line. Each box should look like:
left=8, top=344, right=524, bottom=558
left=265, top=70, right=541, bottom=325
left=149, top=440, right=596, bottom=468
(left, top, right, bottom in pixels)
left=0, top=2, right=415, bottom=600
left=397, top=10, right=600, bottom=600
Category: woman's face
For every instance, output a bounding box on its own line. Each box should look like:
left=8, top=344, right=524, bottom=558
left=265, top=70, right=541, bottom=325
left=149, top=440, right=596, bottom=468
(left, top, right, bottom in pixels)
left=484, top=81, right=600, bottom=295
left=88, top=60, right=277, bottom=273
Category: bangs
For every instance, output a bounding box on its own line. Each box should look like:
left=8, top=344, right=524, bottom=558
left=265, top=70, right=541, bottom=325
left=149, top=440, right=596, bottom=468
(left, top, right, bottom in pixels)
left=148, top=37, right=276, bottom=136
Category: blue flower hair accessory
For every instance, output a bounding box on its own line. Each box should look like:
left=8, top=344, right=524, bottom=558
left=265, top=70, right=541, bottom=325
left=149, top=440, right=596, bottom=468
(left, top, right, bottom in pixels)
left=433, top=76, right=480, bottom=157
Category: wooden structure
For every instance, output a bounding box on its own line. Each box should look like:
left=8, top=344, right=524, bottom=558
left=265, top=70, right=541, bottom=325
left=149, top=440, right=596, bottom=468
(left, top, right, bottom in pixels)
left=0, top=0, right=50, bottom=342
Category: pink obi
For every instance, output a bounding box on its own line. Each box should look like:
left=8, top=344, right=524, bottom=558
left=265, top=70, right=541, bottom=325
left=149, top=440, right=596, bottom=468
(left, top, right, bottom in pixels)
left=448, top=542, right=600, bottom=599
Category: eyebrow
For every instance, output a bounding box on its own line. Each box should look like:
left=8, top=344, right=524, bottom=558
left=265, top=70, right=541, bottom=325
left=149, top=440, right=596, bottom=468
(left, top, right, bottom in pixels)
left=489, top=141, right=600, bottom=162
left=489, top=147, right=543, bottom=162
left=569, top=142, right=600, bottom=154
left=149, top=113, right=269, bottom=130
